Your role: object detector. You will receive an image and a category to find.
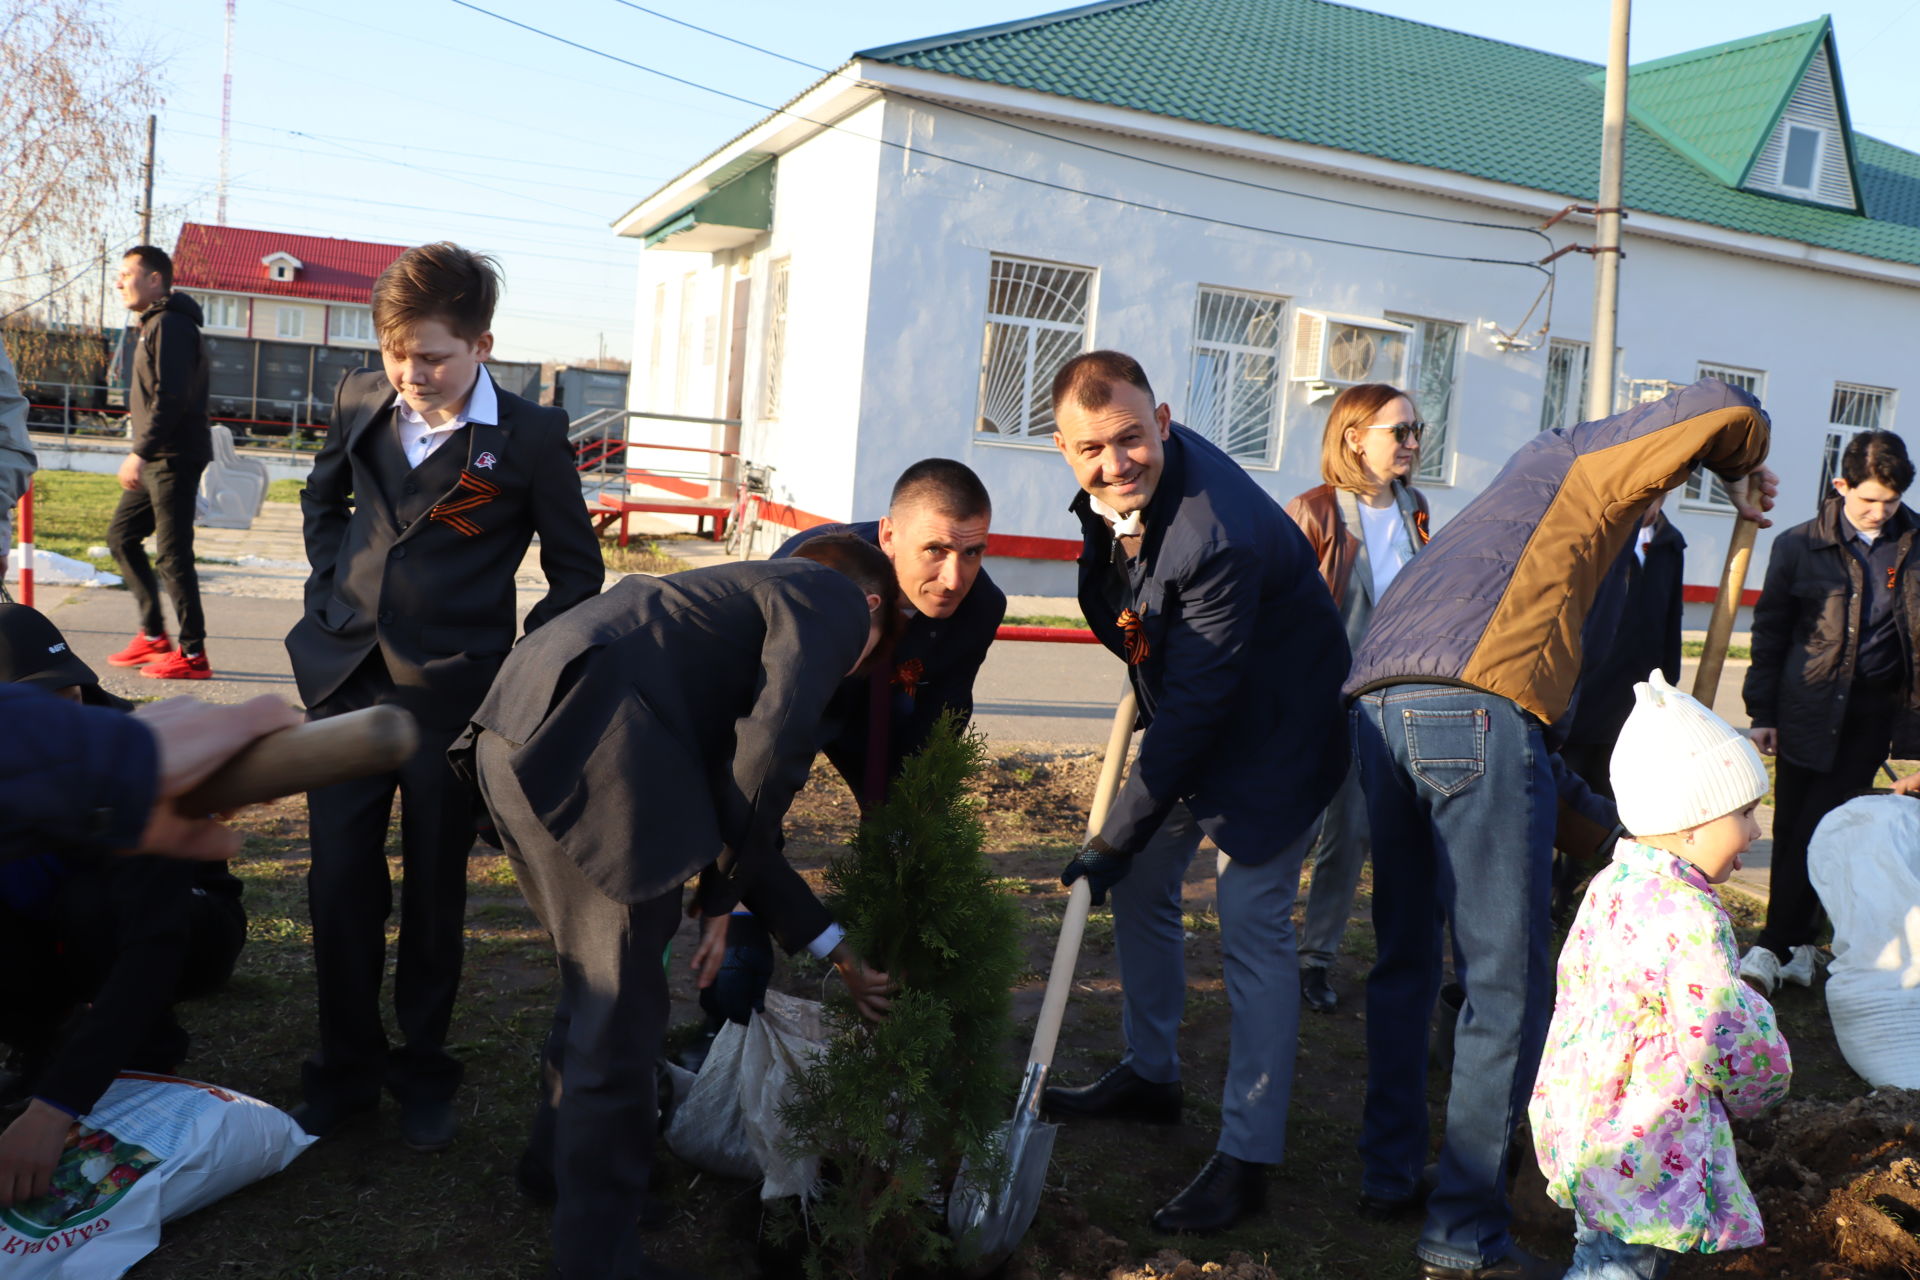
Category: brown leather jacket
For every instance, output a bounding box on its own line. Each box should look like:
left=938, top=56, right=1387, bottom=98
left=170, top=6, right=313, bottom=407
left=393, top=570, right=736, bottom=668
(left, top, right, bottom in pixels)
left=1284, top=482, right=1431, bottom=641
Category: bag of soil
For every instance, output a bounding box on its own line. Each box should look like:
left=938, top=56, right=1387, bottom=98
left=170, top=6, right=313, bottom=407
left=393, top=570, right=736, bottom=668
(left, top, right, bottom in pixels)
left=0, top=1072, right=315, bottom=1277
left=1809, top=794, right=1920, bottom=1088
left=664, top=989, right=826, bottom=1200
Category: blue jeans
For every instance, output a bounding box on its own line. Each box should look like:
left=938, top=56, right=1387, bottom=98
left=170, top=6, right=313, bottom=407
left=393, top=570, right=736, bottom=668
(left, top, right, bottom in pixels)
left=1569, top=1223, right=1673, bottom=1279
left=1351, top=686, right=1556, bottom=1271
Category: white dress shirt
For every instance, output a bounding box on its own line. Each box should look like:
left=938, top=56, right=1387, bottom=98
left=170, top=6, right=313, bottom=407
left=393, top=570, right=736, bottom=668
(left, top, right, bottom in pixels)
left=394, top=366, right=498, bottom=469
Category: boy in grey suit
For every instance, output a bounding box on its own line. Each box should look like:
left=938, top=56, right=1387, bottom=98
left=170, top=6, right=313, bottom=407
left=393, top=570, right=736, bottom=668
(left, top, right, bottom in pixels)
left=459, top=544, right=896, bottom=1280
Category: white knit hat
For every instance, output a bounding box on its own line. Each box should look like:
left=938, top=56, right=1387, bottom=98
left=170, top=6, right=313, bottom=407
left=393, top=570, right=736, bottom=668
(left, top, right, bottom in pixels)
left=1610, top=669, right=1771, bottom=836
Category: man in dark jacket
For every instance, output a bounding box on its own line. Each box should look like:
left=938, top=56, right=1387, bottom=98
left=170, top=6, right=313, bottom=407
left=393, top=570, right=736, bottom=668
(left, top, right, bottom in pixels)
left=1344, top=379, right=1775, bottom=1280
left=1741, top=429, right=1918, bottom=997
left=774, top=458, right=1006, bottom=807
left=104, top=246, right=215, bottom=680
left=1038, top=351, right=1349, bottom=1234
left=457, top=549, right=897, bottom=1280
left=283, top=244, right=604, bottom=1153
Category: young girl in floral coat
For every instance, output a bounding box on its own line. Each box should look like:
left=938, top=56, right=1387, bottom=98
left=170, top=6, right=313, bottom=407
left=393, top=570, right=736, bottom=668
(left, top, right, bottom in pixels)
left=1531, top=670, right=1792, bottom=1278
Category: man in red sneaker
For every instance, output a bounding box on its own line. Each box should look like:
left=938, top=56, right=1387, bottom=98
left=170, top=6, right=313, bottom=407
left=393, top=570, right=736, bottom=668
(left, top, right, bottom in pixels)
left=104, top=245, right=213, bottom=681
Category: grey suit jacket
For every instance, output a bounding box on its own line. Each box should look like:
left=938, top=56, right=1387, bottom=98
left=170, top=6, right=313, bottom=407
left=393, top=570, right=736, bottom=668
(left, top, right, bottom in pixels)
left=456, top=560, right=869, bottom=949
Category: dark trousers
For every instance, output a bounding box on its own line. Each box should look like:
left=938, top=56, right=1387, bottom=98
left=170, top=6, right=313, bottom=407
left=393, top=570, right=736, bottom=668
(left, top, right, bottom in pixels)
left=476, top=730, right=681, bottom=1280
left=106, top=457, right=207, bottom=651
left=303, top=653, right=473, bottom=1106
left=1760, top=681, right=1898, bottom=958
left=1352, top=686, right=1557, bottom=1272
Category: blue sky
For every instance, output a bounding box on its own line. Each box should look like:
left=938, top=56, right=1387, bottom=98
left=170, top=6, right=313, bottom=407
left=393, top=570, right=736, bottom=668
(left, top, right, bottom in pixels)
left=119, top=0, right=1920, bottom=367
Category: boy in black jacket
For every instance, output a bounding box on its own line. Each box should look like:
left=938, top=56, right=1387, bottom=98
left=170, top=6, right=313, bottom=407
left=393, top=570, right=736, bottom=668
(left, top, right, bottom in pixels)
left=104, top=245, right=215, bottom=680
left=284, top=243, right=603, bottom=1151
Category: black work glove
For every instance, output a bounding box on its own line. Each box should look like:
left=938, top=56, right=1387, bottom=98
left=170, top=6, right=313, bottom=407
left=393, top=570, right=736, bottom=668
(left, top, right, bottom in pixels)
left=1061, top=834, right=1131, bottom=907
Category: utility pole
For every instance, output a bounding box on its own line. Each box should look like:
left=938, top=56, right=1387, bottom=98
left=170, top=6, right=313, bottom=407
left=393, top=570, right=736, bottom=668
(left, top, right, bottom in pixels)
left=1584, top=0, right=1630, bottom=422
left=140, top=114, right=156, bottom=246
left=219, top=0, right=235, bottom=224
left=97, top=237, right=107, bottom=329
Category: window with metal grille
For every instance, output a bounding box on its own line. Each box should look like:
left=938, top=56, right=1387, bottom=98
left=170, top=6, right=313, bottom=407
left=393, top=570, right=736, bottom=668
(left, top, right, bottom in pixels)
left=1387, top=313, right=1462, bottom=484
left=977, top=256, right=1092, bottom=441
left=1684, top=364, right=1767, bottom=507
left=1186, top=287, right=1285, bottom=463
left=762, top=258, right=791, bottom=420
left=1540, top=339, right=1589, bottom=434
left=1820, top=384, right=1895, bottom=504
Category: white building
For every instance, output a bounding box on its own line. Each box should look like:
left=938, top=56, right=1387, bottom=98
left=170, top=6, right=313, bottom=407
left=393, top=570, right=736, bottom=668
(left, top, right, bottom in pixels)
left=614, top=1, right=1920, bottom=609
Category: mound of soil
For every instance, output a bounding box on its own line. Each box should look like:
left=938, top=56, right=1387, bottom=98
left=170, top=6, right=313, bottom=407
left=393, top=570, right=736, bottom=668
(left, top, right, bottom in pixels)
left=1736, top=1088, right=1920, bottom=1278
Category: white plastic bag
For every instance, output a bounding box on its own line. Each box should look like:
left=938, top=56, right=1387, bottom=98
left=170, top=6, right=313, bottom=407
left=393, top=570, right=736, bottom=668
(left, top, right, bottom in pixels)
left=664, top=989, right=827, bottom=1200
left=1809, top=794, right=1920, bottom=1088
left=0, top=1072, right=315, bottom=1277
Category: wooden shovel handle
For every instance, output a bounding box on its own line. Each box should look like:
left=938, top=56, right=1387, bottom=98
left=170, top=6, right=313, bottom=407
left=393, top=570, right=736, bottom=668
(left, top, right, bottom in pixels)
left=1692, top=477, right=1761, bottom=706
left=176, top=705, right=421, bottom=815
left=1030, top=685, right=1137, bottom=1071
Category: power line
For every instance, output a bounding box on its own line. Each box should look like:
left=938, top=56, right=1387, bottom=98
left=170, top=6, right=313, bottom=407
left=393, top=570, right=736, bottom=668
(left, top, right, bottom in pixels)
left=607, top=1, right=1557, bottom=247
left=449, top=0, right=1551, bottom=275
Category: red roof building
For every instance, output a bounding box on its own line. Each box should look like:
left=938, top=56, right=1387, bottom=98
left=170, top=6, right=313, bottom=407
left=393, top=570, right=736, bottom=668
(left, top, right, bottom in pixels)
left=170, top=223, right=409, bottom=349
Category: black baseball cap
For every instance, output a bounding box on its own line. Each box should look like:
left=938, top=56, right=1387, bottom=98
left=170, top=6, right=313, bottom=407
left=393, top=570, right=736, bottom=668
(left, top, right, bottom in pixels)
left=0, top=604, right=131, bottom=708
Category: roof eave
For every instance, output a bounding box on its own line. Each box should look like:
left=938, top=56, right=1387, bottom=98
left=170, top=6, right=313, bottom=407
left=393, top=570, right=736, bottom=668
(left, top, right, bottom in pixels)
left=611, top=66, right=881, bottom=239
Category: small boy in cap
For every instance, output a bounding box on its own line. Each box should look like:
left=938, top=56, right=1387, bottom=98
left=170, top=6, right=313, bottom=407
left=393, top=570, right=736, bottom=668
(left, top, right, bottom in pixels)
left=1529, top=670, right=1792, bottom=1277
left=0, top=604, right=247, bottom=1207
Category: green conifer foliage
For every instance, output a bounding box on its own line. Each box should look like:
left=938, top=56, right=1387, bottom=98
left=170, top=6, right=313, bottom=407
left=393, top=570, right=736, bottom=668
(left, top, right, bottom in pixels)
left=781, top=713, right=1025, bottom=1279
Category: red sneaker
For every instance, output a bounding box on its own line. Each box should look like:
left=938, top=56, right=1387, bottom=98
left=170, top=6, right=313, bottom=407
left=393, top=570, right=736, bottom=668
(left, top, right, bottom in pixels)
left=140, top=649, right=212, bottom=680
left=106, top=633, right=174, bottom=666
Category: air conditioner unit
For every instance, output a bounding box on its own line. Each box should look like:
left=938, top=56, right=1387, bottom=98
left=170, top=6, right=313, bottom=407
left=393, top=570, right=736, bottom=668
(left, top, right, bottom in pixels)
left=1291, top=311, right=1414, bottom=401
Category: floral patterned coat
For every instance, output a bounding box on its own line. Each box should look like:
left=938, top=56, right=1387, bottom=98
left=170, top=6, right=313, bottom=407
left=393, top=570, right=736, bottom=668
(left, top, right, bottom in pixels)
left=1529, top=840, right=1792, bottom=1252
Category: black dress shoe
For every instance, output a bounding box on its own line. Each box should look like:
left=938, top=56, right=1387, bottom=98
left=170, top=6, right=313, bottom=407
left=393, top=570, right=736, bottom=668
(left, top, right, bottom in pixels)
left=1357, top=1162, right=1437, bottom=1220
left=1416, top=1244, right=1564, bottom=1280
left=1150, top=1152, right=1265, bottom=1233
left=288, top=1094, right=377, bottom=1139
left=400, top=1096, right=458, bottom=1153
left=1041, top=1063, right=1182, bottom=1124
left=1301, top=965, right=1338, bottom=1014
left=515, top=1149, right=557, bottom=1206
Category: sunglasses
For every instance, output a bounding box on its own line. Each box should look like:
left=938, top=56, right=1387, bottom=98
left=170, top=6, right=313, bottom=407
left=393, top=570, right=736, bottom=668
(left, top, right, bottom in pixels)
left=1364, top=421, right=1426, bottom=445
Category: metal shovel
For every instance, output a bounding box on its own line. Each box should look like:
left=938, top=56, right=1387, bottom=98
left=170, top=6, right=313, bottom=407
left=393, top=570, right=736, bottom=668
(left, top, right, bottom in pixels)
left=948, top=685, right=1137, bottom=1271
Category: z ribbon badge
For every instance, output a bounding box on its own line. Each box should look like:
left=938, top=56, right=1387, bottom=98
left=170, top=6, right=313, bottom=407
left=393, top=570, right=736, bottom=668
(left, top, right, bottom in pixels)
left=474, top=451, right=499, bottom=471
left=891, top=658, right=925, bottom=697
left=1116, top=609, right=1150, bottom=665
left=428, top=470, right=502, bottom=537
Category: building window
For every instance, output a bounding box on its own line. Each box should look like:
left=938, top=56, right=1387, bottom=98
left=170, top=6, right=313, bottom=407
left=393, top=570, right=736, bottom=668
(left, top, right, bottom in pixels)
left=328, top=307, right=372, bottom=343
left=761, top=258, right=790, bottom=420
left=1682, top=363, right=1767, bottom=508
left=203, top=295, right=245, bottom=330
left=1540, top=339, right=1590, bottom=434
left=275, top=306, right=304, bottom=340
left=1781, top=125, right=1824, bottom=191
left=977, top=255, right=1092, bottom=441
left=1820, top=383, right=1895, bottom=503
left=1186, top=287, right=1285, bottom=464
left=1388, top=313, right=1463, bottom=484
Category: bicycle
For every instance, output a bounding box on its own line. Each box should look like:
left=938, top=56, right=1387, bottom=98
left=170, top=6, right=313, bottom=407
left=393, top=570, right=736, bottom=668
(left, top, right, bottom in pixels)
left=724, top=462, right=774, bottom=559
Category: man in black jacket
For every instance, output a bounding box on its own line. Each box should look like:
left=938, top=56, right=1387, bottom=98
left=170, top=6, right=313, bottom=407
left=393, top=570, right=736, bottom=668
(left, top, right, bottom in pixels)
left=458, top=547, right=897, bottom=1280
left=1741, top=429, right=1919, bottom=996
left=104, top=246, right=214, bottom=680
left=283, top=243, right=603, bottom=1152
left=774, top=458, right=1006, bottom=807
left=1040, top=351, right=1350, bottom=1234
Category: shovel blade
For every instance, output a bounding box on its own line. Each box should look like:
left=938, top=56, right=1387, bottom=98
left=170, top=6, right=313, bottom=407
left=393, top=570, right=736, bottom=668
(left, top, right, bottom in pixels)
left=947, top=1114, right=1058, bottom=1274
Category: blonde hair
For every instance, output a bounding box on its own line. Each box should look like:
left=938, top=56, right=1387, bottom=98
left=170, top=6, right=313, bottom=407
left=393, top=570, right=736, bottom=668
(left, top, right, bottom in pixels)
left=1319, top=383, right=1418, bottom=492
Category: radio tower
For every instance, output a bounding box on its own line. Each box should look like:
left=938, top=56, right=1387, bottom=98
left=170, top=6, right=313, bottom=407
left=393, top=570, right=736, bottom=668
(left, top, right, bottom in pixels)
left=217, top=0, right=235, bottom=224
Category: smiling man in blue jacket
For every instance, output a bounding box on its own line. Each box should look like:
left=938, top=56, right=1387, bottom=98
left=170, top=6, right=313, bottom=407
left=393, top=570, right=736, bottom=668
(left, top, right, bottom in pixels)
left=1039, top=350, right=1349, bottom=1234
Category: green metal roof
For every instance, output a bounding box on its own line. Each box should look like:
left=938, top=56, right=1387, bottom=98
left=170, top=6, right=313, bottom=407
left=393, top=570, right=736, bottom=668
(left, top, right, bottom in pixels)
left=860, top=0, right=1920, bottom=270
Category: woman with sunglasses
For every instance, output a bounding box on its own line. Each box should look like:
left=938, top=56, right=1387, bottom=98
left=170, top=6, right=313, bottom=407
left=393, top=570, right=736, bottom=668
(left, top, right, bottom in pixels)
left=1282, top=383, right=1432, bottom=1015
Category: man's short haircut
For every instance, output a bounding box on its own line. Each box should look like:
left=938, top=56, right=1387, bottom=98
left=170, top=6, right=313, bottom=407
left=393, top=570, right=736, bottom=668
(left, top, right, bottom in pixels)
left=1050, top=350, right=1156, bottom=416
left=787, top=532, right=908, bottom=671
left=1320, top=383, right=1419, bottom=491
left=124, top=245, right=173, bottom=292
left=1840, top=430, right=1914, bottom=495
left=888, top=458, right=992, bottom=521
left=372, top=242, right=501, bottom=347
